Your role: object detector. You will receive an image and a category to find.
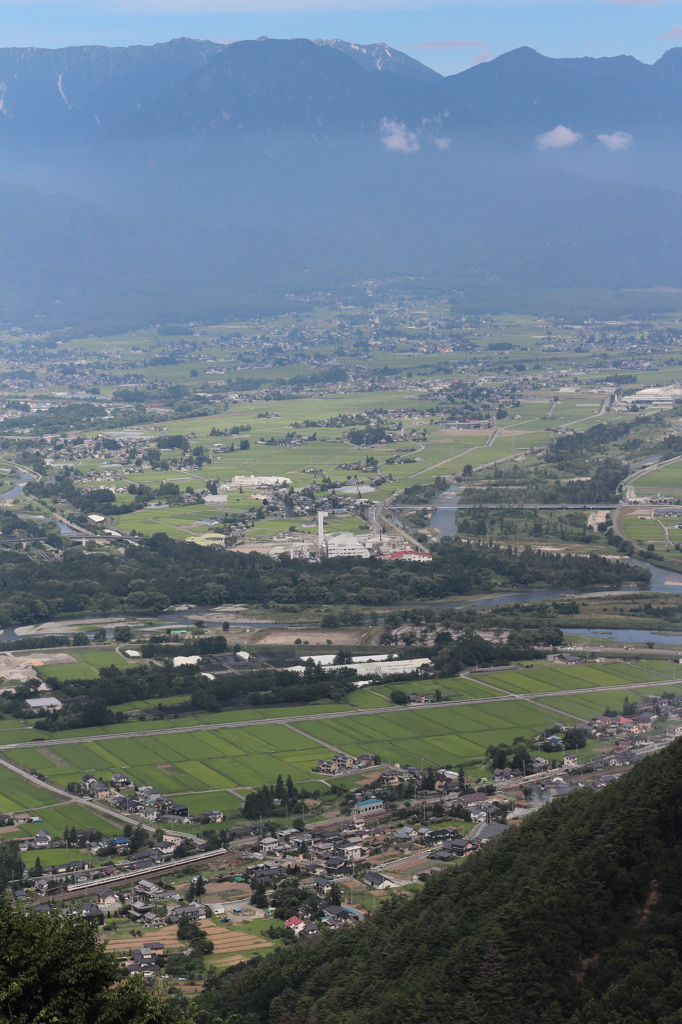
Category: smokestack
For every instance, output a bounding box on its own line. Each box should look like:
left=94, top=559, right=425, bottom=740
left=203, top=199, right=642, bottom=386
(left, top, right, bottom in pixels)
left=317, top=510, right=325, bottom=557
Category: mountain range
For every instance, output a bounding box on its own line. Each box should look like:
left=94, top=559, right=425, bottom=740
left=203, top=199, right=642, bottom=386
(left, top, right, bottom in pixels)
left=3, top=37, right=682, bottom=327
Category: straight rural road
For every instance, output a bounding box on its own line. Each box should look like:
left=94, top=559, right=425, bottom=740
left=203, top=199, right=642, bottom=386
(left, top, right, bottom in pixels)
left=1, top=675, right=676, bottom=752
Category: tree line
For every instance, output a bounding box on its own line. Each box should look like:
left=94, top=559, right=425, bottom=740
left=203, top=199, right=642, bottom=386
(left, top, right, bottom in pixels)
left=0, top=532, right=649, bottom=626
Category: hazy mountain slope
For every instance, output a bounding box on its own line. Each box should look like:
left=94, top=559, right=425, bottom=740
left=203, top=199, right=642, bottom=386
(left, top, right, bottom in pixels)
left=314, top=38, right=443, bottom=83
left=115, top=38, right=452, bottom=139
left=196, top=739, right=682, bottom=1024
left=0, top=38, right=225, bottom=142
left=440, top=170, right=682, bottom=288
left=0, top=180, right=382, bottom=328
left=443, top=44, right=682, bottom=134
left=3, top=37, right=682, bottom=325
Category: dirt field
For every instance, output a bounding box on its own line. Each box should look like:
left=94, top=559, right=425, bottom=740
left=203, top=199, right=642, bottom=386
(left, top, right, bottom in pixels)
left=254, top=627, right=371, bottom=645
left=102, top=917, right=275, bottom=975
left=204, top=881, right=251, bottom=897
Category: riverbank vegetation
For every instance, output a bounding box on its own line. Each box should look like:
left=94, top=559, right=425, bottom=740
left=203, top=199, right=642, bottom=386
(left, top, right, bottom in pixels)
left=0, top=533, right=649, bottom=627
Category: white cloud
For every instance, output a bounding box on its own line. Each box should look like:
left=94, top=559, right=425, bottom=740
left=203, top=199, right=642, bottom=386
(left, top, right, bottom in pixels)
left=597, top=130, right=633, bottom=150
left=656, top=25, right=682, bottom=40
left=433, top=137, right=451, bottom=150
left=380, top=118, right=420, bottom=153
left=470, top=48, right=493, bottom=65
left=536, top=124, right=582, bottom=150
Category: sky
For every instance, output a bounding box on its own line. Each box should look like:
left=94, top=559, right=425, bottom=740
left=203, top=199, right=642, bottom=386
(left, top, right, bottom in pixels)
left=2, top=0, right=682, bottom=75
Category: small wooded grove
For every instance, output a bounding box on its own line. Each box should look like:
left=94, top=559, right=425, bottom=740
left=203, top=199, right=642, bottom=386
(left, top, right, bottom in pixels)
left=0, top=898, right=192, bottom=1024
left=0, top=533, right=649, bottom=625
left=195, top=739, right=682, bottom=1024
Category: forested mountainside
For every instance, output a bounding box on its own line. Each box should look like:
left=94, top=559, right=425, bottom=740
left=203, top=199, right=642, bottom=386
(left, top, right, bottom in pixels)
left=196, top=739, right=682, bottom=1024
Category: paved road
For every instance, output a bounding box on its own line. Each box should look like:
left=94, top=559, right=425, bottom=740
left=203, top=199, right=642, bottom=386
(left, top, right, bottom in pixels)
left=1, top=674, right=678, bottom=753
left=0, top=756, right=201, bottom=839
left=389, top=504, right=618, bottom=510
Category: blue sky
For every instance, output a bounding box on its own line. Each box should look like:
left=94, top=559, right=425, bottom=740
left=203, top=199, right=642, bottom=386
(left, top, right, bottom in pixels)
left=2, top=0, right=682, bottom=75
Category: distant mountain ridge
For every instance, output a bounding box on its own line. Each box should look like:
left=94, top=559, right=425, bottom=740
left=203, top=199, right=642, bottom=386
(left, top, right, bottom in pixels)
left=5, top=37, right=682, bottom=145
left=313, top=38, right=443, bottom=82
left=1, top=36, right=682, bottom=326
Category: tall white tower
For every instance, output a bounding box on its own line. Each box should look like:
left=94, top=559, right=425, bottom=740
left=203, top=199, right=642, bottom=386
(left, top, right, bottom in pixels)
left=317, top=510, right=325, bottom=558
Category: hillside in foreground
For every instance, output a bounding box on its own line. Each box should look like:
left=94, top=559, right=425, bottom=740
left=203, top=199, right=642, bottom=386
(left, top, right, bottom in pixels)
left=196, top=739, right=682, bottom=1024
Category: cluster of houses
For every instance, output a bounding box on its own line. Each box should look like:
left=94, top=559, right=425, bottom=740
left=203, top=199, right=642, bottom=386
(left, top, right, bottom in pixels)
left=125, top=943, right=165, bottom=977
left=256, top=816, right=389, bottom=875
left=315, top=752, right=378, bottom=775
left=13, top=823, right=213, bottom=894
left=285, top=903, right=360, bottom=936
left=80, top=773, right=224, bottom=825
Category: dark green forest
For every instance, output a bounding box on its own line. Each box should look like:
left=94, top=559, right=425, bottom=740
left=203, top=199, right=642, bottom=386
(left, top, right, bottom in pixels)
left=0, top=534, right=649, bottom=626
left=196, top=739, right=682, bottom=1024
left=0, top=897, right=191, bottom=1024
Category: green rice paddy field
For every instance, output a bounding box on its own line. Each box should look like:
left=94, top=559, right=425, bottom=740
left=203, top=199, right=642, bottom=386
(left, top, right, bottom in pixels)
left=1, top=659, right=681, bottom=815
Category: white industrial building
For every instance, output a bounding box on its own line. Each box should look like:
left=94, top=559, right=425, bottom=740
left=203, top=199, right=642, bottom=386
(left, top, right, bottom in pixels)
left=324, top=533, right=371, bottom=559
left=227, top=475, right=292, bottom=488
left=302, top=654, right=392, bottom=666
left=290, top=658, right=432, bottom=677
left=622, top=386, right=682, bottom=407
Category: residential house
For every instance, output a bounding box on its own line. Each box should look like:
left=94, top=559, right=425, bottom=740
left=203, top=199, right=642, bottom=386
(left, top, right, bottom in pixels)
left=96, top=887, right=118, bottom=907
left=666, top=721, right=682, bottom=738
left=285, top=915, right=306, bottom=935
left=321, top=905, right=359, bottom=925
left=196, top=810, right=224, bottom=823
left=54, top=860, right=87, bottom=875
left=364, top=871, right=395, bottom=889
left=337, top=841, right=364, bottom=862
left=332, top=754, right=356, bottom=770
left=320, top=857, right=349, bottom=875
left=167, top=902, right=206, bottom=924
left=81, top=903, right=104, bottom=925
left=433, top=837, right=480, bottom=860
left=468, top=821, right=510, bottom=843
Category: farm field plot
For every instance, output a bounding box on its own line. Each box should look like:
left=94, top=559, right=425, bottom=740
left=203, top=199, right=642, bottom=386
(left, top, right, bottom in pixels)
left=16, top=722, right=333, bottom=793
left=0, top=765, right=62, bottom=811
left=38, top=663, right=99, bottom=681
left=620, top=517, right=668, bottom=545
left=470, top=663, right=654, bottom=694
left=78, top=650, right=133, bottom=670
left=302, top=700, right=556, bottom=766
left=346, top=689, right=390, bottom=709
left=468, top=669, right=562, bottom=694
left=594, top=663, right=669, bottom=683
left=537, top=689, right=639, bottom=720
left=633, top=462, right=682, bottom=496
left=372, top=678, right=497, bottom=701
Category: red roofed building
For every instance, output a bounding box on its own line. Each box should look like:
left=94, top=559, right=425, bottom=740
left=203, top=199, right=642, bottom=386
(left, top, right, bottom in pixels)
left=285, top=916, right=306, bottom=934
